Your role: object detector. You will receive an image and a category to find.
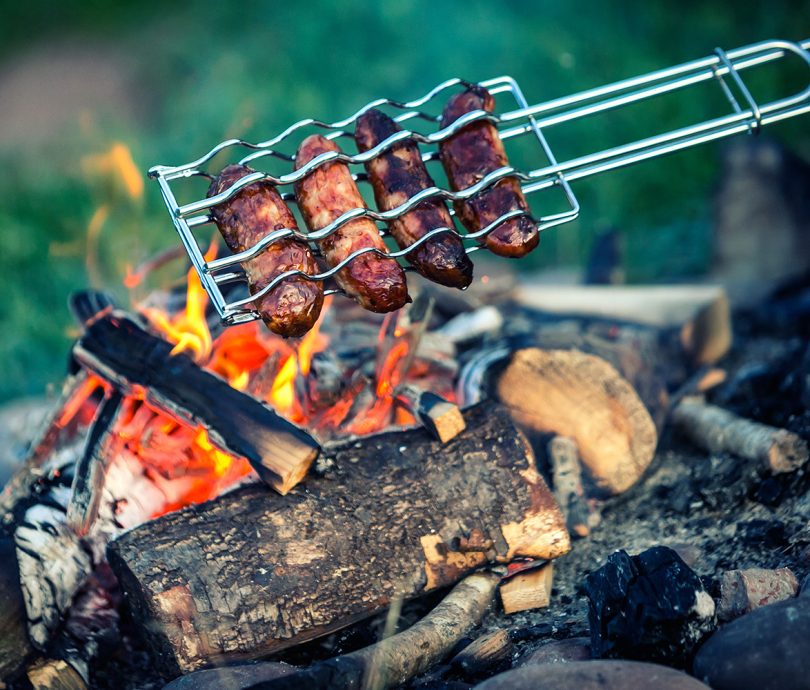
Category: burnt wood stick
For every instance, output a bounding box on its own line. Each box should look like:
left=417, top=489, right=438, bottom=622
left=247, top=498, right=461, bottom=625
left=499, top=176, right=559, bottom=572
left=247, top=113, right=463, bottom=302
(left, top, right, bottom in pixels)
left=66, top=391, right=124, bottom=537
left=248, top=572, right=500, bottom=690
left=106, top=402, right=570, bottom=675
left=394, top=384, right=466, bottom=443
left=0, top=372, right=100, bottom=517
left=672, top=397, right=809, bottom=473
left=71, top=311, right=320, bottom=495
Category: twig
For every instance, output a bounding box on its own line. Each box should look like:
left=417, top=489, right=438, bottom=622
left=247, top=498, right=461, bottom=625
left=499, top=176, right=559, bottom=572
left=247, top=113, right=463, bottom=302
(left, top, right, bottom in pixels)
left=246, top=572, right=500, bottom=690
left=672, top=396, right=808, bottom=473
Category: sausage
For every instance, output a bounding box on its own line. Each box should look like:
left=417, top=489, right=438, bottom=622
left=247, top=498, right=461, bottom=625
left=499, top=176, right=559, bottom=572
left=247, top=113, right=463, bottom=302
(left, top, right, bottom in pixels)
left=294, top=134, right=409, bottom=313
left=439, top=85, right=539, bottom=258
left=355, top=109, right=473, bottom=289
left=207, top=164, right=324, bottom=337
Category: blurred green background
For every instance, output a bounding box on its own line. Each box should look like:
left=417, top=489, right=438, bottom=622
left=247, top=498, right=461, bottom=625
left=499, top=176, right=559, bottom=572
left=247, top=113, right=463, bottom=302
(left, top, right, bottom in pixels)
left=0, top=0, right=808, bottom=402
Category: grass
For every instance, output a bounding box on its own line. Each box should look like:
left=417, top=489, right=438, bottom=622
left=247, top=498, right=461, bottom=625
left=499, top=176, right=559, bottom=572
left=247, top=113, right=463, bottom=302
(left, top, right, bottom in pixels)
left=0, top=0, right=808, bottom=401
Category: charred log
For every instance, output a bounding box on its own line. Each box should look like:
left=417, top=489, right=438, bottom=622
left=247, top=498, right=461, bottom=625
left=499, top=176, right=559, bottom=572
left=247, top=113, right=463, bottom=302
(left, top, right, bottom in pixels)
left=106, top=402, right=570, bottom=675
left=72, top=311, right=320, bottom=495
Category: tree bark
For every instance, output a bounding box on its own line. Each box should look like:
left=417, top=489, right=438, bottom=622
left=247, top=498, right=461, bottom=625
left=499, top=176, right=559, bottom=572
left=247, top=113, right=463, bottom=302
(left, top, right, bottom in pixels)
left=107, top=402, right=570, bottom=676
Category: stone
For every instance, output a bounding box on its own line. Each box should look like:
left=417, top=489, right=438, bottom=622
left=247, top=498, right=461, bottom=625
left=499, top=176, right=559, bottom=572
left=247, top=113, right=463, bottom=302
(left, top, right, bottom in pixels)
left=583, top=546, right=715, bottom=665
left=717, top=567, right=799, bottom=621
left=162, top=662, right=295, bottom=690
left=524, top=637, right=591, bottom=665
left=475, top=660, right=711, bottom=689
left=693, top=597, right=810, bottom=690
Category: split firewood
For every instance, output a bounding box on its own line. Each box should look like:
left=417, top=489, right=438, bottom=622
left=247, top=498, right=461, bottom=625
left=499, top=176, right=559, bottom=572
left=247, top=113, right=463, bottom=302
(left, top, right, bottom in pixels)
left=548, top=436, right=592, bottom=538
left=246, top=572, right=500, bottom=690
left=26, top=658, right=87, bottom=690
left=497, top=348, right=658, bottom=495
left=394, top=384, right=466, bottom=443
left=499, top=562, right=554, bottom=614
left=72, top=311, right=320, bottom=494
left=514, top=284, right=732, bottom=365
left=672, top=396, right=809, bottom=473
left=450, top=628, right=514, bottom=680
left=106, top=402, right=570, bottom=674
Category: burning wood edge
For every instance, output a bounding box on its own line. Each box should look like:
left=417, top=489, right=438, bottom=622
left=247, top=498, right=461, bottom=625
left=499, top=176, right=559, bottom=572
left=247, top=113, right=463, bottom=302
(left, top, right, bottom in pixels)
left=71, top=311, right=320, bottom=495
left=497, top=348, right=658, bottom=495
left=499, top=562, right=554, bottom=614
left=0, top=372, right=98, bottom=517
left=242, top=572, right=500, bottom=690
left=394, top=384, right=465, bottom=443
left=672, top=396, right=809, bottom=474
left=65, top=391, right=124, bottom=537
left=106, top=402, right=570, bottom=675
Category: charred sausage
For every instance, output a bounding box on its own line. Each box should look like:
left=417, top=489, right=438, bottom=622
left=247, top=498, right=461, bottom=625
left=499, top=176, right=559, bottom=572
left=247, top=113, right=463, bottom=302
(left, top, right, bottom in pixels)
left=294, top=134, right=409, bottom=313
left=355, top=109, right=473, bottom=289
left=207, top=164, right=324, bottom=337
left=439, top=85, right=539, bottom=258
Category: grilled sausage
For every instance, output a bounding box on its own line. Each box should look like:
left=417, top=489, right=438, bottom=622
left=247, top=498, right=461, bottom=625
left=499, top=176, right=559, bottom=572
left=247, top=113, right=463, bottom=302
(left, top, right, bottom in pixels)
left=208, top=164, right=324, bottom=337
left=294, top=134, right=409, bottom=313
left=355, top=109, right=473, bottom=289
left=439, top=85, right=539, bottom=258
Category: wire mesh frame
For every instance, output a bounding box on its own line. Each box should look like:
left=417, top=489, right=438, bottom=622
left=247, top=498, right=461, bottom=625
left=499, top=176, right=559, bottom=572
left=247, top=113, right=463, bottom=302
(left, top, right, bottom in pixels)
left=149, top=38, right=810, bottom=326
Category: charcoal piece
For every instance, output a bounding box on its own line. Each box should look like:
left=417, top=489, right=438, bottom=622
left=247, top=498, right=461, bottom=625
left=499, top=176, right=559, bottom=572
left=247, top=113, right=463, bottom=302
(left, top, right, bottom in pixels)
left=737, top=519, right=787, bottom=548
left=584, top=546, right=716, bottom=665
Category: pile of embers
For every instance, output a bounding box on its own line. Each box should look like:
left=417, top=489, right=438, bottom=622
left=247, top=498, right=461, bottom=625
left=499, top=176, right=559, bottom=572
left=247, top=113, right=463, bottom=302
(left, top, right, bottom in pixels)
left=1, top=263, right=809, bottom=690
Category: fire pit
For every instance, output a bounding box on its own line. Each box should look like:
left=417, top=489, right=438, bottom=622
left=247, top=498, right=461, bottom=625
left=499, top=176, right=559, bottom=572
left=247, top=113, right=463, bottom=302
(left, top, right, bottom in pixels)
left=2, top=37, right=810, bottom=690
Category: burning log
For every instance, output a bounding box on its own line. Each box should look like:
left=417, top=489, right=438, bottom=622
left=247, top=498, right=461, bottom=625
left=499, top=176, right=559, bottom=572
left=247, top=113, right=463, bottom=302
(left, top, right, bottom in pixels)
left=106, top=402, right=570, bottom=675
left=394, top=384, right=465, bottom=443
left=497, top=348, right=658, bottom=495
left=672, top=397, right=809, bottom=473
left=65, top=391, right=125, bottom=537
left=71, top=311, right=320, bottom=494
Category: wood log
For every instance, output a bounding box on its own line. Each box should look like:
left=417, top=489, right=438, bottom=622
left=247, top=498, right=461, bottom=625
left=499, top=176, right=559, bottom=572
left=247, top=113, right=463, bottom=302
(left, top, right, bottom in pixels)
left=72, top=311, right=320, bottom=495
left=106, top=402, right=570, bottom=675
left=497, top=348, right=658, bottom=495
left=499, top=562, right=554, bottom=614
left=394, top=385, right=466, bottom=443
left=513, top=284, right=732, bottom=365
left=672, top=397, right=809, bottom=473
left=248, top=572, right=500, bottom=690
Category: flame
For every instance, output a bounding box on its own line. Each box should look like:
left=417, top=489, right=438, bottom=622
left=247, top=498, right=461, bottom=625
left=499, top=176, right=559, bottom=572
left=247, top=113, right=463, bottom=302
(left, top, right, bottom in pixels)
left=82, top=142, right=144, bottom=201
left=140, top=243, right=216, bottom=363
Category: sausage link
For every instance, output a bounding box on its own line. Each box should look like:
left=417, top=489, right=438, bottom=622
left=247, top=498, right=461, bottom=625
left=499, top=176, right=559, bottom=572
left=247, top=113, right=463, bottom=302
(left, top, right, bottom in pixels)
left=439, top=85, right=539, bottom=258
left=294, top=134, right=409, bottom=313
left=355, top=109, right=473, bottom=289
left=208, top=164, right=324, bottom=337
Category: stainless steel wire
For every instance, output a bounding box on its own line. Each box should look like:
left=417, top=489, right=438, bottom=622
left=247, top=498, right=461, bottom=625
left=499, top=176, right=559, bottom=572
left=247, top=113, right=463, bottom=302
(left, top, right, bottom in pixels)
left=149, top=38, right=810, bottom=326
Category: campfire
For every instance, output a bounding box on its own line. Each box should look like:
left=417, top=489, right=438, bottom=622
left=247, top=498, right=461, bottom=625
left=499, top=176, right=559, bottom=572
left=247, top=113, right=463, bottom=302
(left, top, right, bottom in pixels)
left=2, top=37, right=810, bottom=690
